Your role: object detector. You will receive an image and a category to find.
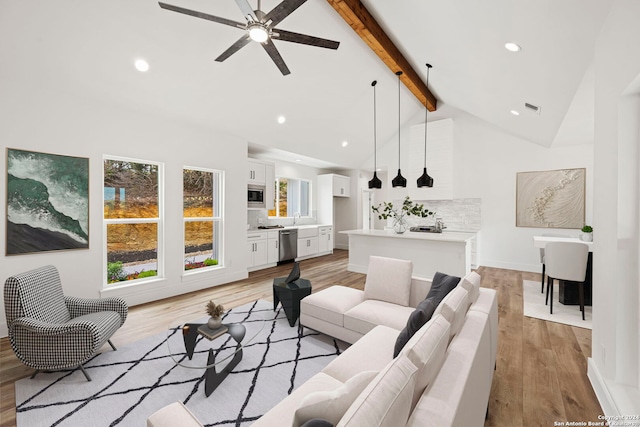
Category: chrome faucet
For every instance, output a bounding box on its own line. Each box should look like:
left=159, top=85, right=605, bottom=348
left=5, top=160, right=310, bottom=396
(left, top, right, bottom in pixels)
left=293, top=212, right=301, bottom=225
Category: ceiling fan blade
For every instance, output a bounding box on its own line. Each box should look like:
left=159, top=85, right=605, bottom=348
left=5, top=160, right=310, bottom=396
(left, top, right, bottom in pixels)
left=215, top=35, right=252, bottom=62
left=272, top=29, right=340, bottom=50
left=159, top=2, right=245, bottom=29
left=261, top=39, right=291, bottom=75
left=234, top=0, right=258, bottom=22
left=264, top=0, right=307, bottom=27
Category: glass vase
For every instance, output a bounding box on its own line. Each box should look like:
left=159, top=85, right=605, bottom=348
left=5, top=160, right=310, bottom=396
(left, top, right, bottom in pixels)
left=393, top=217, right=408, bottom=234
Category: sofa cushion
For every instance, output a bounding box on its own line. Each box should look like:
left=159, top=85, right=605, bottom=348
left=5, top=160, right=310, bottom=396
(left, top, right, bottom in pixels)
left=146, top=401, right=202, bottom=427
left=438, top=286, right=470, bottom=339
left=301, top=420, right=333, bottom=427
left=393, top=297, right=437, bottom=357
left=337, top=355, right=418, bottom=427
left=425, top=271, right=461, bottom=307
left=344, top=300, right=414, bottom=335
left=293, top=370, right=378, bottom=427
left=251, top=373, right=344, bottom=427
left=301, top=286, right=364, bottom=327
left=363, top=256, right=413, bottom=306
left=460, top=271, right=481, bottom=303
left=398, top=314, right=451, bottom=409
left=322, top=325, right=399, bottom=383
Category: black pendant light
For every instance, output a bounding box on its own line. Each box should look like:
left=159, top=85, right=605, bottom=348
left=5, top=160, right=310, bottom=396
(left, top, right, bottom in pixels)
left=368, top=80, right=382, bottom=189
left=417, top=63, right=434, bottom=188
left=392, top=70, right=407, bottom=188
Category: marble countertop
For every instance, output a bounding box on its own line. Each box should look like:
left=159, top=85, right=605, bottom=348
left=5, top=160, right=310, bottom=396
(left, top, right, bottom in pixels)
left=341, top=229, right=476, bottom=243
left=247, top=224, right=331, bottom=233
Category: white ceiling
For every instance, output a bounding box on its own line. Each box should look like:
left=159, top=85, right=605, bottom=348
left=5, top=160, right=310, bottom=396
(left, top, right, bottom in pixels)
left=0, top=0, right=611, bottom=169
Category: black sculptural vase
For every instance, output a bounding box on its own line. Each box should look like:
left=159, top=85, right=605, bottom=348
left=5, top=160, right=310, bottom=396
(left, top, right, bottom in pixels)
left=285, top=261, right=301, bottom=284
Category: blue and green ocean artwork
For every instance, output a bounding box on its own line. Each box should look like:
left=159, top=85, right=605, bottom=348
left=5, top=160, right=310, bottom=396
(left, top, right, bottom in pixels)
left=6, top=148, right=89, bottom=254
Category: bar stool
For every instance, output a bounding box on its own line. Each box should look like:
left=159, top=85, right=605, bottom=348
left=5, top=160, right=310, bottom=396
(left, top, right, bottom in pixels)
left=544, top=241, right=589, bottom=320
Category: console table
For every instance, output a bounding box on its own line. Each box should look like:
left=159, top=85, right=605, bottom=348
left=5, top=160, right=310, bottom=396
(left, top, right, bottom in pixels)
left=533, top=236, right=593, bottom=306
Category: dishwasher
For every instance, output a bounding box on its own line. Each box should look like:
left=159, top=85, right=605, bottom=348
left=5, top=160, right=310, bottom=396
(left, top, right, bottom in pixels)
left=279, top=229, right=298, bottom=263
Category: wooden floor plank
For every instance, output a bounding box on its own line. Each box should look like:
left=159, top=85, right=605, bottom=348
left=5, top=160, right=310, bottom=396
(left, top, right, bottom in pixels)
left=0, top=252, right=603, bottom=427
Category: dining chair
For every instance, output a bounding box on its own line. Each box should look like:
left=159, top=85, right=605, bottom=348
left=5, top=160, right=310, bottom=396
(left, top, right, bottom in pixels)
left=544, top=241, right=589, bottom=320
left=539, top=234, right=571, bottom=293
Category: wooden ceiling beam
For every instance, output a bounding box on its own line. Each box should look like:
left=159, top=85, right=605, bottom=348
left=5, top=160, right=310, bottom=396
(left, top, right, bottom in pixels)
left=327, top=0, right=437, bottom=111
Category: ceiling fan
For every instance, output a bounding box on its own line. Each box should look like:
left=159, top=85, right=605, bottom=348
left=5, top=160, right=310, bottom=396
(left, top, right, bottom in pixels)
left=158, top=0, right=340, bottom=75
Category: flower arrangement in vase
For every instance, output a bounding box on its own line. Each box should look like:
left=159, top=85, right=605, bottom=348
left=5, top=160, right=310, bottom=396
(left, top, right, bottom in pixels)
left=205, top=300, right=225, bottom=329
left=372, top=196, right=436, bottom=234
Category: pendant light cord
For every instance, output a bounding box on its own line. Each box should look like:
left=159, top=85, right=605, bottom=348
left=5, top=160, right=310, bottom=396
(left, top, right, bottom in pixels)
left=424, top=64, right=431, bottom=168
left=372, top=80, right=377, bottom=171
left=397, top=71, right=402, bottom=169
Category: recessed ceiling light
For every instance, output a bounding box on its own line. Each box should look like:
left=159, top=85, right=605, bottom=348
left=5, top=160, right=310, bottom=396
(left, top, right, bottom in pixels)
left=505, top=42, right=521, bottom=52
left=277, top=115, right=286, bottom=124
left=342, top=141, right=348, bottom=147
left=295, top=159, right=301, bottom=162
left=511, top=110, right=520, bottom=116
left=134, top=59, right=149, bottom=72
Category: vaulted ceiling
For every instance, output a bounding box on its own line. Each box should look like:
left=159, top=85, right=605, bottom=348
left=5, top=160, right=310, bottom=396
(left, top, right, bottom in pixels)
left=0, top=0, right=611, bottom=169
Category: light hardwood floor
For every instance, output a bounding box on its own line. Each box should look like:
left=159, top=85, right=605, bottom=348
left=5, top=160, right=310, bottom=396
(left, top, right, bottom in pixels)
left=0, top=250, right=602, bottom=426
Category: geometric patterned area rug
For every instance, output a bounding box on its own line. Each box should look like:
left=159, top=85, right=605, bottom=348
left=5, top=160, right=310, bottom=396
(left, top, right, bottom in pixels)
left=523, top=280, right=592, bottom=329
left=15, top=300, right=346, bottom=427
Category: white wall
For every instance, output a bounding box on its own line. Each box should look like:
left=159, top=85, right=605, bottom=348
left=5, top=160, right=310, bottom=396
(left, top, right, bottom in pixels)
left=0, top=87, right=250, bottom=337
left=368, top=110, right=594, bottom=272
left=589, top=0, right=640, bottom=416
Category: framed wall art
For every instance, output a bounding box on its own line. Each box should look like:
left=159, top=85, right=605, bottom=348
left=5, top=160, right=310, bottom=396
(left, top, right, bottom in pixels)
left=516, top=168, right=586, bottom=228
left=6, top=148, right=89, bottom=255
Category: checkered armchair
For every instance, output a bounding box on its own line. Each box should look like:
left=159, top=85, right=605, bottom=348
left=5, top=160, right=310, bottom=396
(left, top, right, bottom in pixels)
left=4, top=265, right=128, bottom=381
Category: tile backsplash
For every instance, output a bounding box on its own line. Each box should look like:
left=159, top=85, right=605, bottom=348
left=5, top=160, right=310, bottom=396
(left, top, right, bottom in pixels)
left=385, top=198, right=481, bottom=232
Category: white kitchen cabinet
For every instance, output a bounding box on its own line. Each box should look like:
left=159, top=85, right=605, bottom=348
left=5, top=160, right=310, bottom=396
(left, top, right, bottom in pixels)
left=248, top=160, right=266, bottom=184
left=265, top=163, right=275, bottom=210
left=297, top=227, right=319, bottom=259
left=318, top=226, right=333, bottom=254
left=247, top=232, right=268, bottom=268
left=298, top=237, right=319, bottom=258
left=332, top=174, right=350, bottom=197
left=267, top=230, right=279, bottom=264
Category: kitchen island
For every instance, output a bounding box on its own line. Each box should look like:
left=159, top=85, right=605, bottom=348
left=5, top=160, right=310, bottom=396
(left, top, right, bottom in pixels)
left=340, top=229, right=476, bottom=279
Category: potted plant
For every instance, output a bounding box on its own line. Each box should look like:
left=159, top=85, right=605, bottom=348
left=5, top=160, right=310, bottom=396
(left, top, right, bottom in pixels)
left=372, top=196, right=436, bottom=234
left=580, top=225, right=593, bottom=242
left=205, top=300, right=225, bottom=329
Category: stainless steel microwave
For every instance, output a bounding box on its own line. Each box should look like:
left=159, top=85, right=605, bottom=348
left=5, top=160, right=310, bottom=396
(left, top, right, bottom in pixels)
left=248, top=185, right=266, bottom=209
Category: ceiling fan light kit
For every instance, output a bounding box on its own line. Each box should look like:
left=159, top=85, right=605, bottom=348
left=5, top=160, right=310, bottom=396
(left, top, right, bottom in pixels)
left=248, top=24, right=269, bottom=42
left=417, top=63, right=434, bottom=188
left=368, top=80, right=382, bottom=189
left=392, top=71, right=407, bottom=188
left=158, top=0, right=340, bottom=76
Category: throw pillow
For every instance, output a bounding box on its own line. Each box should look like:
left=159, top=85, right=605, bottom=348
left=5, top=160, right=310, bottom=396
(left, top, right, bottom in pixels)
left=363, top=256, right=413, bottom=306
left=439, top=286, right=470, bottom=339
left=337, top=355, right=418, bottom=427
left=292, top=370, right=378, bottom=427
left=393, top=297, right=437, bottom=357
left=460, top=271, right=481, bottom=304
left=425, top=271, right=461, bottom=307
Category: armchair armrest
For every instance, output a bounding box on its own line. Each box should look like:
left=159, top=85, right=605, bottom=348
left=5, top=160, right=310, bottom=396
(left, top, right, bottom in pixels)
left=65, top=296, right=128, bottom=326
left=10, top=317, right=100, bottom=369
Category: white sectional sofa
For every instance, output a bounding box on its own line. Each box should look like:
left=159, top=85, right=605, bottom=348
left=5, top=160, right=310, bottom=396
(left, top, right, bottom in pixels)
left=147, top=256, right=498, bottom=427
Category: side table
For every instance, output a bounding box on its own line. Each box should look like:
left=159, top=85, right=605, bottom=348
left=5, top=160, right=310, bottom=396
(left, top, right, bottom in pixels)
left=273, top=278, right=312, bottom=327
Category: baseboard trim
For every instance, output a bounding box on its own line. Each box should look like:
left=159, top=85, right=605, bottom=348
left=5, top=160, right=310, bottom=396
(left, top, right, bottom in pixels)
left=588, top=357, right=619, bottom=415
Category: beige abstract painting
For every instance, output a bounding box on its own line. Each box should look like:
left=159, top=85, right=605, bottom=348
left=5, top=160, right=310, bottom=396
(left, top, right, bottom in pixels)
left=516, top=168, right=585, bottom=228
